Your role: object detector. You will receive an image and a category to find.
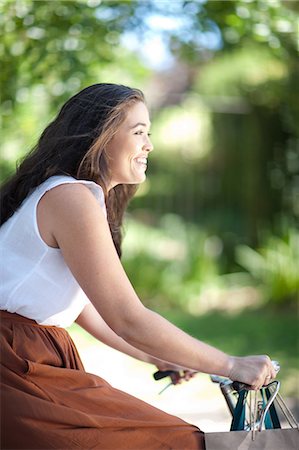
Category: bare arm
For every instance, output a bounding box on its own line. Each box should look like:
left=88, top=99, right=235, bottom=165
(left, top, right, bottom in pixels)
left=41, top=184, right=276, bottom=388
left=76, top=302, right=180, bottom=369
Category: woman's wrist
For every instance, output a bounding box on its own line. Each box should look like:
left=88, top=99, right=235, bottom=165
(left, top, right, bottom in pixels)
left=224, top=354, right=236, bottom=378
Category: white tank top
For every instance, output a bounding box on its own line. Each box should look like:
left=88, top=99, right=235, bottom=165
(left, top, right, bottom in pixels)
left=0, top=175, right=107, bottom=327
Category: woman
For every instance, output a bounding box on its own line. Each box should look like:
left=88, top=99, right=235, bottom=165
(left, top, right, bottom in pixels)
left=0, top=83, right=276, bottom=449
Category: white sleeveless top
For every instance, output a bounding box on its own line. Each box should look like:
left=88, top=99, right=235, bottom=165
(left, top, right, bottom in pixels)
left=0, top=175, right=107, bottom=327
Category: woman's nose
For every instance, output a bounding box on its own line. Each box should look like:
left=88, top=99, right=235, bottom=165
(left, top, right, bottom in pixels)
left=144, top=136, right=154, bottom=153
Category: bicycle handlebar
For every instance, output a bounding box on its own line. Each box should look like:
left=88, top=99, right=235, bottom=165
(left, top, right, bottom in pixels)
left=153, top=360, right=280, bottom=392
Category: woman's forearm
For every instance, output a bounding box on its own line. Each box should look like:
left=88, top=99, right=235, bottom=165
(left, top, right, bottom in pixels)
left=120, top=307, right=232, bottom=377
left=75, top=303, right=171, bottom=367
left=76, top=302, right=231, bottom=377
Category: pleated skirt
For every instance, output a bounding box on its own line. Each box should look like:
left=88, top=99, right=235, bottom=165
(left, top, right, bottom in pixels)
left=0, top=310, right=205, bottom=450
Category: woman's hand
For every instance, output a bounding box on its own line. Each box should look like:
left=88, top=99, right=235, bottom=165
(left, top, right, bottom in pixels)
left=155, top=362, right=197, bottom=385
left=228, top=355, right=277, bottom=390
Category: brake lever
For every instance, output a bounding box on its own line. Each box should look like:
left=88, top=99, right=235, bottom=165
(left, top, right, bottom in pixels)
left=153, top=370, right=180, bottom=395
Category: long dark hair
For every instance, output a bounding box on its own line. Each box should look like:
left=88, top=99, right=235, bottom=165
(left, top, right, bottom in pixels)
left=0, top=83, right=145, bottom=257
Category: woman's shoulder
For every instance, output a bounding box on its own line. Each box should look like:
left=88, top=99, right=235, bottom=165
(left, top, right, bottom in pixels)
left=41, top=181, right=99, bottom=211
left=39, top=176, right=106, bottom=212
left=39, top=175, right=102, bottom=193
left=37, top=179, right=108, bottom=242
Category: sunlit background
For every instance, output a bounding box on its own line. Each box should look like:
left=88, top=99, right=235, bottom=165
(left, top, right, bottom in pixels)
left=1, top=0, right=298, bottom=429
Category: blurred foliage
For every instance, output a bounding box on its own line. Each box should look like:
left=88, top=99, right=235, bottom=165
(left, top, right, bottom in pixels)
left=123, top=215, right=298, bottom=310
left=0, top=0, right=147, bottom=107
left=236, top=229, right=299, bottom=305
left=176, top=0, right=297, bottom=66
left=1, top=0, right=297, bottom=109
left=122, top=214, right=221, bottom=311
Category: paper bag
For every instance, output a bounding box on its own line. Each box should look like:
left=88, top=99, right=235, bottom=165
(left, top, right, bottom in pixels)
left=205, top=428, right=299, bottom=450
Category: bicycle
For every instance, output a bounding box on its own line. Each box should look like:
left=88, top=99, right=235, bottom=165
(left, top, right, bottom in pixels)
left=153, top=361, right=298, bottom=445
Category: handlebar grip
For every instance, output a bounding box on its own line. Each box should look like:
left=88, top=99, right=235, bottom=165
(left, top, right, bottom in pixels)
left=153, top=370, right=177, bottom=381
left=232, top=360, right=280, bottom=392
left=232, top=381, right=251, bottom=392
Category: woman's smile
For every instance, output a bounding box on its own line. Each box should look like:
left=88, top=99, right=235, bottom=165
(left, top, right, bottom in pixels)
left=133, top=156, right=148, bottom=169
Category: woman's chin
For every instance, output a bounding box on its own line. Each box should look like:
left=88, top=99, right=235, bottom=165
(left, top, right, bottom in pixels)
left=131, top=168, right=146, bottom=184
left=133, top=175, right=146, bottom=184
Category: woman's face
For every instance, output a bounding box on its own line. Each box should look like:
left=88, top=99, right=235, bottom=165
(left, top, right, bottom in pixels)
left=106, top=101, right=153, bottom=189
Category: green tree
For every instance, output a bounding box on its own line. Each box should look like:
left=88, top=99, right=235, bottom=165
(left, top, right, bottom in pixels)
left=0, top=0, right=139, bottom=107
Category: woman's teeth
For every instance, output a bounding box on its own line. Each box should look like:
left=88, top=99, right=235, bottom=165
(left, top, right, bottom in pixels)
left=135, top=157, right=147, bottom=165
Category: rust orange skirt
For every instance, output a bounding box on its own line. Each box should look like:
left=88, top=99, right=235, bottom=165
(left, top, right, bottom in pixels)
left=0, top=310, right=205, bottom=449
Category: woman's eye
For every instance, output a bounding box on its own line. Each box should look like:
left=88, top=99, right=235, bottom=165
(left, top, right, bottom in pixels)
left=135, top=131, right=152, bottom=136
left=134, top=130, right=152, bottom=137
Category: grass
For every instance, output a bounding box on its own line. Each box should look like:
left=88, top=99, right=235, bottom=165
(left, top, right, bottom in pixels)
left=159, top=306, right=298, bottom=397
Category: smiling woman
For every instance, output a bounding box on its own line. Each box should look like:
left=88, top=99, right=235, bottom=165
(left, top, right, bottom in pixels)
left=0, top=83, right=276, bottom=450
